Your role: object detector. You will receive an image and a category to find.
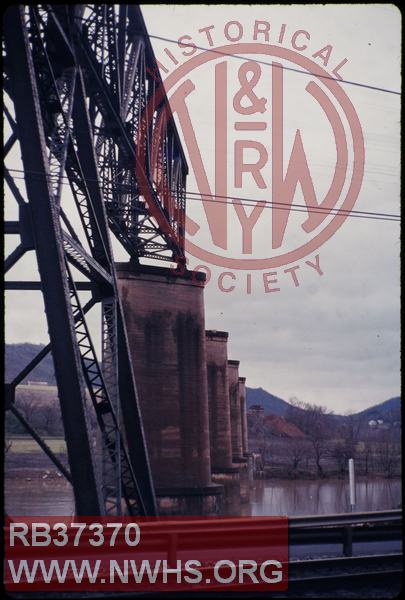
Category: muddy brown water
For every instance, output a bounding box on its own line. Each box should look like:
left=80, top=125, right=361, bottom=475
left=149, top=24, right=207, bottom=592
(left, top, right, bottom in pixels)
left=5, top=475, right=401, bottom=516
left=242, top=476, right=401, bottom=516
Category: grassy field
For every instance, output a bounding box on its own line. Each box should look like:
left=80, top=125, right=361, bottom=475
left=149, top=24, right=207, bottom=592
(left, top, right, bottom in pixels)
left=17, top=384, right=58, bottom=394
left=6, top=436, right=66, bottom=454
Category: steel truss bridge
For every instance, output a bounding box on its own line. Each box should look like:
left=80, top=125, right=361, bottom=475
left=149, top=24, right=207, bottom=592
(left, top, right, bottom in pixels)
left=4, top=4, right=188, bottom=515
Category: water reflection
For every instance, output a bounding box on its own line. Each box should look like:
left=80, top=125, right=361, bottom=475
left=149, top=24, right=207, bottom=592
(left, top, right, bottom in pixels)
left=5, top=477, right=75, bottom=516
left=243, top=477, right=402, bottom=516
left=5, top=475, right=401, bottom=517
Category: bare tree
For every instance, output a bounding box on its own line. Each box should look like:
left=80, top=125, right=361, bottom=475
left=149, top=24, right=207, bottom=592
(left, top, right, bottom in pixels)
left=330, top=440, right=348, bottom=475
left=311, top=437, right=330, bottom=478
left=286, top=399, right=333, bottom=477
left=285, top=439, right=310, bottom=477
left=329, top=413, right=362, bottom=474
left=377, top=436, right=400, bottom=478
left=358, top=439, right=374, bottom=475
left=41, top=403, right=60, bottom=435
left=16, top=394, right=36, bottom=422
left=340, top=413, right=362, bottom=456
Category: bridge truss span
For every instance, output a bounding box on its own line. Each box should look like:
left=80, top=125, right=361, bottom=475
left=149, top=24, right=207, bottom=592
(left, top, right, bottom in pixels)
left=4, top=4, right=188, bottom=516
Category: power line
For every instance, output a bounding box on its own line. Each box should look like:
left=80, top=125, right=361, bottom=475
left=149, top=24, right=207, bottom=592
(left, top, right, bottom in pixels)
left=6, top=168, right=400, bottom=222
left=182, top=195, right=399, bottom=222
left=7, top=168, right=400, bottom=222
left=183, top=190, right=400, bottom=221
left=71, top=14, right=401, bottom=96
left=148, top=34, right=401, bottom=97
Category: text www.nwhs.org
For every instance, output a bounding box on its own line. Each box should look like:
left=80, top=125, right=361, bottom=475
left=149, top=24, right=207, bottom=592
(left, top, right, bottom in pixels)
left=8, top=558, right=283, bottom=585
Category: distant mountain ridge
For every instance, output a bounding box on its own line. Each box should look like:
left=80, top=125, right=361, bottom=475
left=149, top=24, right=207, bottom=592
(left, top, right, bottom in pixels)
left=355, top=396, right=400, bottom=421
left=5, top=344, right=400, bottom=420
left=5, top=343, right=56, bottom=385
left=246, top=386, right=400, bottom=421
left=246, top=387, right=292, bottom=417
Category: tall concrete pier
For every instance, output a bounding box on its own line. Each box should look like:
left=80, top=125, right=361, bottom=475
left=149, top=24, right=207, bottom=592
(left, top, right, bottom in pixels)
left=116, top=263, right=222, bottom=514
left=228, top=361, right=250, bottom=503
left=239, top=376, right=249, bottom=457
left=205, top=331, right=233, bottom=470
left=206, top=331, right=240, bottom=510
left=228, top=360, right=244, bottom=461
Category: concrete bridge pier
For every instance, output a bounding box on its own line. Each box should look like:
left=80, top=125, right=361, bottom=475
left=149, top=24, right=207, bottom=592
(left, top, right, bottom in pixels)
left=228, top=360, right=251, bottom=503
left=205, top=330, right=240, bottom=513
left=116, top=263, right=223, bottom=515
left=239, top=377, right=249, bottom=458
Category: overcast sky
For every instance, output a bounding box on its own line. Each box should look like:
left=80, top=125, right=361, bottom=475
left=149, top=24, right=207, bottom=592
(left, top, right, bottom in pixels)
left=141, top=4, right=401, bottom=412
left=5, top=4, right=400, bottom=414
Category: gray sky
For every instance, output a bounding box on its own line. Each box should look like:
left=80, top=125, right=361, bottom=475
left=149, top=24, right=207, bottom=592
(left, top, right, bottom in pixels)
left=5, top=4, right=400, bottom=414
left=141, top=4, right=401, bottom=412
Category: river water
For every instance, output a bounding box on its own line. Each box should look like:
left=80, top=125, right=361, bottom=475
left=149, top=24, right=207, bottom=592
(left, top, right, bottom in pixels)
left=242, top=477, right=401, bottom=516
left=5, top=476, right=401, bottom=516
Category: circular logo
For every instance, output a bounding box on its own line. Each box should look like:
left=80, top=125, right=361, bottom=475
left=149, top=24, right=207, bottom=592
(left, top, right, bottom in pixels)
left=137, top=43, right=364, bottom=270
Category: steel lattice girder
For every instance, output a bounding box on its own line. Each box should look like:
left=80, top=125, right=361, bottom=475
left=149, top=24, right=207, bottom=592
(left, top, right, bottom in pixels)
left=75, top=4, right=188, bottom=263
left=3, top=4, right=164, bottom=516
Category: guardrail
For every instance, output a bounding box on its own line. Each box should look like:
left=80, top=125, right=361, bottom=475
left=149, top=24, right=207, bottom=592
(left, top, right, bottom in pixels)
left=5, top=511, right=401, bottom=564
left=289, top=509, right=401, bottom=527
left=289, top=509, right=402, bottom=556
left=127, top=510, right=402, bottom=559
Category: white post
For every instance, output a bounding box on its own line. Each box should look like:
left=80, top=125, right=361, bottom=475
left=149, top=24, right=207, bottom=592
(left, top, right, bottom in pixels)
left=348, top=458, right=356, bottom=511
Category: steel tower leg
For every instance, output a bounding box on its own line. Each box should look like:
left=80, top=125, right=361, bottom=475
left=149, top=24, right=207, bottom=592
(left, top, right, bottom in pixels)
left=4, top=6, right=103, bottom=514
